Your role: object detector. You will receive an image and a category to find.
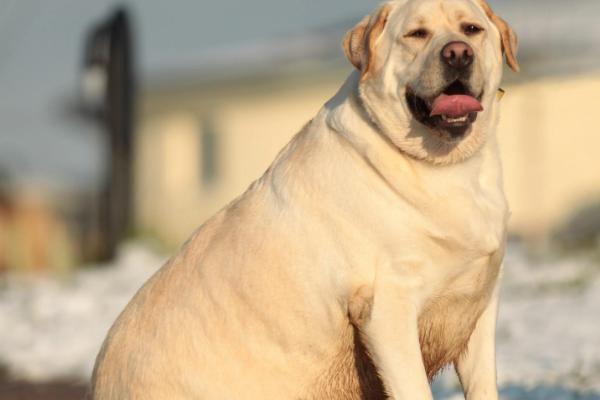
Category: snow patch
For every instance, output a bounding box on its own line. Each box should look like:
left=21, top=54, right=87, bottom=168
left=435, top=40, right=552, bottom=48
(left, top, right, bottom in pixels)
left=0, top=243, right=165, bottom=382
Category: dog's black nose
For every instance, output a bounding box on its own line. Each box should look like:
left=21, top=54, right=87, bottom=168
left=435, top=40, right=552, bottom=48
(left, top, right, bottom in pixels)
left=441, top=41, right=474, bottom=70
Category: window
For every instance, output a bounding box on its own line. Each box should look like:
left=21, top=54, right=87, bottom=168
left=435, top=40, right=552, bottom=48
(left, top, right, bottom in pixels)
left=200, top=117, right=218, bottom=186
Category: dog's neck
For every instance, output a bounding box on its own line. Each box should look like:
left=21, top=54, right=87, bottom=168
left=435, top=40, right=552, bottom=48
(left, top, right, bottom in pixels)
left=323, top=72, right=504, bottom=194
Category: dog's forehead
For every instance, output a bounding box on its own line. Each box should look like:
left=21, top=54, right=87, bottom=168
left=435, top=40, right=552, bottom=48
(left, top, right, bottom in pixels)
left=389, top=0, right=486, bottom=28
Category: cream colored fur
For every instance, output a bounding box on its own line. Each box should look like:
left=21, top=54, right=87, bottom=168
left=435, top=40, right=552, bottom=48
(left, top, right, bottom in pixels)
left=92, top=0, right=517, bottom=398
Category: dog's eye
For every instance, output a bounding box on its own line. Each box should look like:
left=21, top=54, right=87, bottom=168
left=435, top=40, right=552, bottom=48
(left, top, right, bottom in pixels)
left=405, top=28, right=430, bottom=39
left=463, top=24, right=484, bottom=36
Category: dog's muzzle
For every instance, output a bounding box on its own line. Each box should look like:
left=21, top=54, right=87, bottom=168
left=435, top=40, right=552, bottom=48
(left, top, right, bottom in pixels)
left=406, top=41, right=484, bottom=141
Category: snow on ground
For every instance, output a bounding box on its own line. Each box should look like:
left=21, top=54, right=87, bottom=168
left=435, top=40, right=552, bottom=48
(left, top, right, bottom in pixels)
left=0, top=243, right=166, bottom=383
left=498, top=247, right=600, bottom=392
left=432, top=244, right=600, bottom=399
left=0, top=242, right=599, bottom=399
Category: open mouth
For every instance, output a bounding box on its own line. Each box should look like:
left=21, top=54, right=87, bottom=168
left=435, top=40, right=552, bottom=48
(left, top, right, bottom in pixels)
left=406, top=80, right=483, bottom=140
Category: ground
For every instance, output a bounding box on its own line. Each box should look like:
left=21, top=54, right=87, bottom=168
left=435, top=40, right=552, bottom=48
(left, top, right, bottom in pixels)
left=0, top=242, right=599, bottom=399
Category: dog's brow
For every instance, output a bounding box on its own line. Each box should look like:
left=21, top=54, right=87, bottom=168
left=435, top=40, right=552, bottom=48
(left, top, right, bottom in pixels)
left=407, top=16, right=427, bottom=28
left=454, top=11, right=466, bottom=20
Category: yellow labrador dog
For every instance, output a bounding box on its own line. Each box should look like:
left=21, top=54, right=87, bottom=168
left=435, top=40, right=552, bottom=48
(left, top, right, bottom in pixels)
left=92, top=0, right=518, bottom=398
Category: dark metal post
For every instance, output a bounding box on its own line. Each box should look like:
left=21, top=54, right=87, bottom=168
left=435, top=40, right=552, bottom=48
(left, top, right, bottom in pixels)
left=82, top=7, right=136, bottom=261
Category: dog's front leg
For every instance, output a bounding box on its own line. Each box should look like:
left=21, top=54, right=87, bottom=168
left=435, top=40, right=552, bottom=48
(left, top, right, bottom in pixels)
left=454, top=287, right=500, bottom=400
left=358, top=269, right=433, bottom=400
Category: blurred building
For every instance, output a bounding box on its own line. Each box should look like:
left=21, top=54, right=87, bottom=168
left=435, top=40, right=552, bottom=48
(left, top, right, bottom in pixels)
left=135, top=0, right=600, bottom=247
left=136, top=49, right=346, bottom=247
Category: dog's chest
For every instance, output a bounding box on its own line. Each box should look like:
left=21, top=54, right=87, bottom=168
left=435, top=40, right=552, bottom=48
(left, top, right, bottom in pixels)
left=417, top=248, right=502, bottom=380
left=412, top=171, right=507, bottom=378
left=420, top=170, right=508, bottom=261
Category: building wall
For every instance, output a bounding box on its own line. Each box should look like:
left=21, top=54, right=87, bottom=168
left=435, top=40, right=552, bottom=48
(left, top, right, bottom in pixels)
left=498, top=73, right=600, bottom=239
left=136, top=79, right=339, bottom=247
left=136, top=72, right=600, bottom=247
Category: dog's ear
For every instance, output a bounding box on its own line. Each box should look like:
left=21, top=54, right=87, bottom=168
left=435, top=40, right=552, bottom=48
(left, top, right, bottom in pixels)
left=343, top=4, right=392, bottom=80
left=475, top=0, right=519, bottom=72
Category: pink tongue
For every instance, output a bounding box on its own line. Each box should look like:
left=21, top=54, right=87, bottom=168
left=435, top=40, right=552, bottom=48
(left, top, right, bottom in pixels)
left=430, top=94, right=483, bottom=118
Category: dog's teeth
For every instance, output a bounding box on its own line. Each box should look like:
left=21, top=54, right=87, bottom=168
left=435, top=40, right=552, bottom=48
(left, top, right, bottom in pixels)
left=442, top=115, right=468, bottom=123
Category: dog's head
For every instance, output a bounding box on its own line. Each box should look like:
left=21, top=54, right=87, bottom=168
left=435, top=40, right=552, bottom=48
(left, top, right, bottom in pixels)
left=344, top=0, right=518, bottom=165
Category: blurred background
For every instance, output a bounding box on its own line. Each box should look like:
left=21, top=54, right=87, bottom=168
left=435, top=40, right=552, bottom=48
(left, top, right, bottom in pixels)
left=0, top=0, right=599, bottom=398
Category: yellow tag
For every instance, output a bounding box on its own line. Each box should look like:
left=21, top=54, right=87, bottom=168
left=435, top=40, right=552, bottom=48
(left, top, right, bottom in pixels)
left=496, top=88, right=506, bottom=102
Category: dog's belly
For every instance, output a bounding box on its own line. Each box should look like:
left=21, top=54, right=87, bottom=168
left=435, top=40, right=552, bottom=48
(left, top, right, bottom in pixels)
left=417, top=293, right=490, bottom=380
